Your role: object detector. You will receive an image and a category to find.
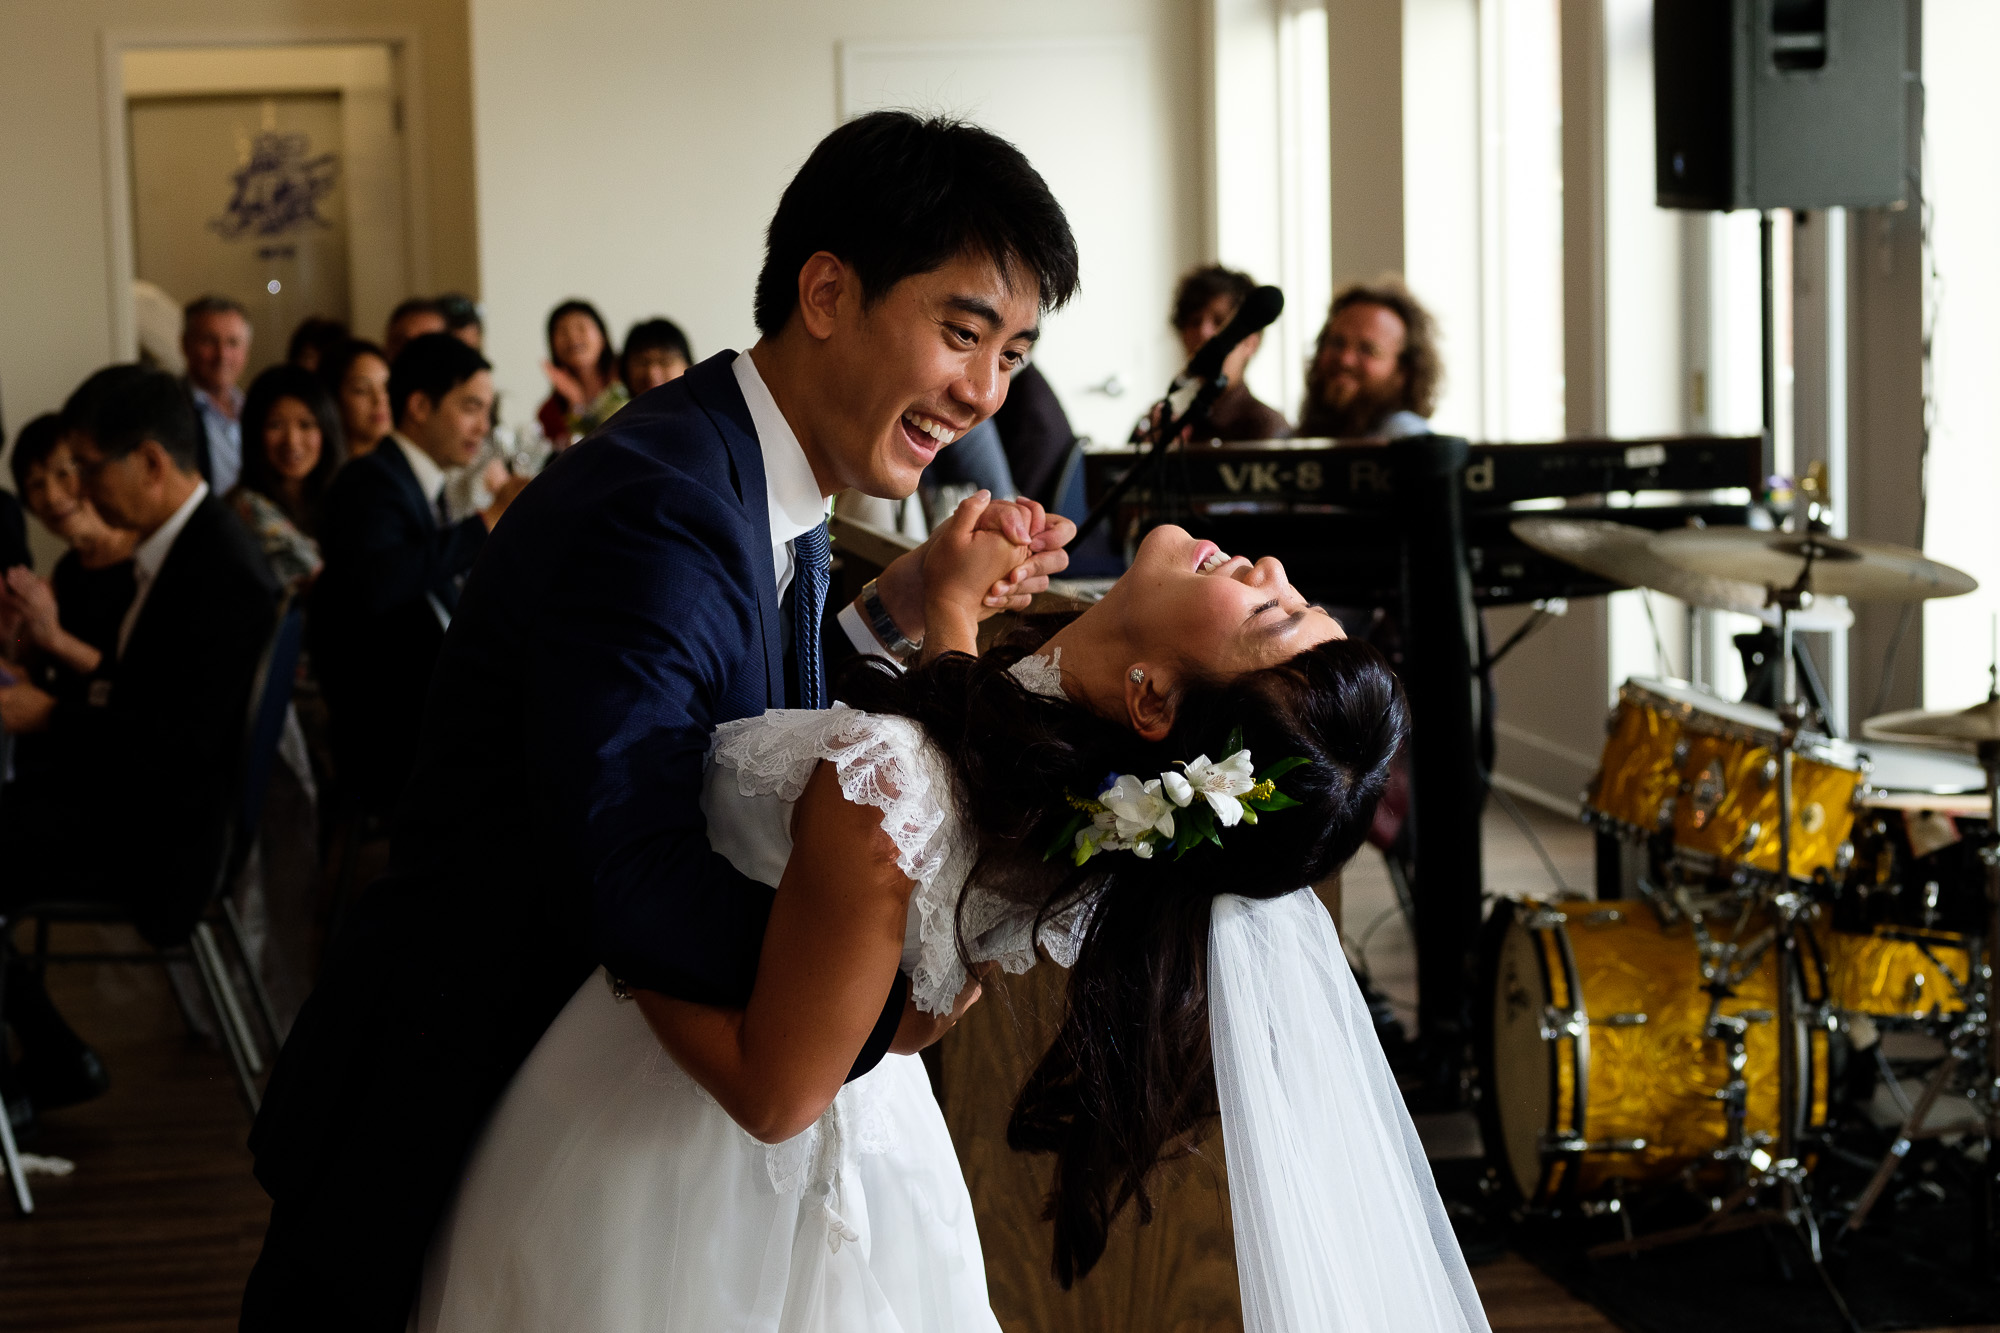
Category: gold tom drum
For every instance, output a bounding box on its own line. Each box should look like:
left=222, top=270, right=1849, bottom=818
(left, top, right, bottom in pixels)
left=1479, top=896, right=1829, bottom=1206
left=1587, top=677, right=1866, bottom=881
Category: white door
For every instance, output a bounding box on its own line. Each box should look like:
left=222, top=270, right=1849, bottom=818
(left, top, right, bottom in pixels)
left=839, top=37, right=1178, bottom=447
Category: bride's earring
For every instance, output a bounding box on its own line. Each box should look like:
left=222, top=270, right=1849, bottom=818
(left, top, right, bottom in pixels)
left=1129, top=667, right=1145, bottom=684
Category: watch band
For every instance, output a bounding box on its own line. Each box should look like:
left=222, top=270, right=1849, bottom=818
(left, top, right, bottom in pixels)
left=859, top=577, right=923, bottom=665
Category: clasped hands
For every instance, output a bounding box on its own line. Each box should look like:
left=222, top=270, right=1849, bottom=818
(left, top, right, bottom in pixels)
left=867, top=493, right=1074, bottom=662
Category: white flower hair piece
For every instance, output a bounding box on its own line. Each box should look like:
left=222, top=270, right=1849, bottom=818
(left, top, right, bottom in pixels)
left=1048, top=729, right=1310, bottom=867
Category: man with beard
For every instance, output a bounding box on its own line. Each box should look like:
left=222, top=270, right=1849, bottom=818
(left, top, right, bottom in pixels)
left=1298, top=277, right=1441, bottom=439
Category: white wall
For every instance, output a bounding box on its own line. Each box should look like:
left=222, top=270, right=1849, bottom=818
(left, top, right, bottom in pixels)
left=467, top=0, right=1206, bottom=431
left=0, top=0, right=477, bottom=469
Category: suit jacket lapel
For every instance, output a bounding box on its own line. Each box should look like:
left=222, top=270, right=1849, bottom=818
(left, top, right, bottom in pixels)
left=683, top=353, right=786, bottom=708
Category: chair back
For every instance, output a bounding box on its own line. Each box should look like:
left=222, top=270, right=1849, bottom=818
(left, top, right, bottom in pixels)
left=229, top=597, right=307, bottom=880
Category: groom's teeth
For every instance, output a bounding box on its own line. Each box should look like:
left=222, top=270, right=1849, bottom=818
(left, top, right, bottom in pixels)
left=1197, top=551, right=1230, bottom=574
left=904, top=412, right=957, bottom=446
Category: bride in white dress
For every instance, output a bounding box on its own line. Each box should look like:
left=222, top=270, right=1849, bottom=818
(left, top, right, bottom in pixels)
left=414, top=517, right=1491, bottom=1333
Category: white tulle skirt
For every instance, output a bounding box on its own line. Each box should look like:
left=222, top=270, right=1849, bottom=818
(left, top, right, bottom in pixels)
left=412, top=970, right=1000, bottom=1333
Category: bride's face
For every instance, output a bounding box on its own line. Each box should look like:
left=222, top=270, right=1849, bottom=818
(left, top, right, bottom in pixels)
left=1103, top=525, right=1344, bottom=676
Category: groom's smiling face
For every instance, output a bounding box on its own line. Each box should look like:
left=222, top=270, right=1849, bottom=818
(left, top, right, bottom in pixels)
left=794, top=250, right=1041, bottom=500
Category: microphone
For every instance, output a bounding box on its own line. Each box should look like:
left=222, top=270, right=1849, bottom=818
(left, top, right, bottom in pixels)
left=1077, top=284, right=1284, bottom=543
left=1138, top=284, right=1285, bottom=445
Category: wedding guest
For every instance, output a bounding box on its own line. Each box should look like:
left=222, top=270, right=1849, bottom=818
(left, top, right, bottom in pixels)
left=436, top=293, right=484, bottom=350
left=1298, top=276, right=1441, bottom=439
left=1171, top=264, right=1289, bottom=441
left=618, top=318, right=693, bottom=397
left=322, top=340, right=393, bottom=459
left=287, top=317, right=351, bottom=374
left=3, top=413, right=136, bottom=680
left=536, top=299, right=627, bottom=448
left=0, top=367, right=276, bottom=1111
left=230, top=365, right=346, bottom=592
left=989, top=360, right=1077, bottom=507
left=312, top=334, right=528, bottom=816
left=0, top=488, right=25, bottom=576
left=182, top=295, right=253, bottom=493
left=383, top=297, right=447, bottom=362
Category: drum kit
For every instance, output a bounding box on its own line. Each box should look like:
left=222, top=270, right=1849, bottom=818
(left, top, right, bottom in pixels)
left=1479, top=502, right=1999, bottom=1297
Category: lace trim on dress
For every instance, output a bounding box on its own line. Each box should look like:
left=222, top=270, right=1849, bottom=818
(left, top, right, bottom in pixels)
left=1007, top=647, right=1067, bottom=700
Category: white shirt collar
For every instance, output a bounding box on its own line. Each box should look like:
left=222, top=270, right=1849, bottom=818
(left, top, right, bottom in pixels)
left=731, top=351, right=827, bottom=547
left=190, top=383, right=243, bottom=418
left=391, top=431, right=449, bottom=510
left=119, top=478, right=209, bottom=658
left=134, top=479, right=209, bottom=586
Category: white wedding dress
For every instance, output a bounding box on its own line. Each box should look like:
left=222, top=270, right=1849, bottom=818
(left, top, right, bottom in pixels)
left=414, top=669, right=1491, bottom=1332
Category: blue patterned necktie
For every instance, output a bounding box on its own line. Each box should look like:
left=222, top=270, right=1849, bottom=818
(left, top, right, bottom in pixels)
left=791, top=521, right=831, bottom=710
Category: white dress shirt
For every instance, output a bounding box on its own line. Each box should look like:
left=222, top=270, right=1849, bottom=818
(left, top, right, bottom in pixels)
left=730, top=353, right=895, bottom=667
left=118, top=479, right=209, bottom=658
left=391, top=432, right=450, bottom=521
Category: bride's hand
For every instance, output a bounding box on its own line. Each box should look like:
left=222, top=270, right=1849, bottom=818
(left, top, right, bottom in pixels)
left=887, top=965, right=991, bottom=1055
left=919, top=492, right=1032, bottom=658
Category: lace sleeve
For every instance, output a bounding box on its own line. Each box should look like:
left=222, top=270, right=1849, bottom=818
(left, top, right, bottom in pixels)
left=709, top=706, right=953, bottom=889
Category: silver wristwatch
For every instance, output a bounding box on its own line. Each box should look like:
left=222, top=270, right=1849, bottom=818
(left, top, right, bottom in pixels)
left=860, top=576, right=924, bottom=666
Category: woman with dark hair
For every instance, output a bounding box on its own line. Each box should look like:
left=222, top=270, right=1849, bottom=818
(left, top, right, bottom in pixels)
left=287, top=316, right=352, bottom=373
left=416, top=509, right=1487, bottom=1332
left=231, top=364, right=346, bottom=591
left=536, top=299, right=627, bottom=448
left=0, top=413, right=137, bottom=716
left=323, top=339, right=393, bottom=459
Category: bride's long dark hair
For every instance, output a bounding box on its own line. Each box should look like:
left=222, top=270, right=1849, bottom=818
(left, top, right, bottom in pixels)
left=839, top=629, right=1407, bottom=1286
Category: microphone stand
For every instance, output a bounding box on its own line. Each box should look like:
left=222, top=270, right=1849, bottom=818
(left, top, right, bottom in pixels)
left=1072, top=375, right=1230, bottom=546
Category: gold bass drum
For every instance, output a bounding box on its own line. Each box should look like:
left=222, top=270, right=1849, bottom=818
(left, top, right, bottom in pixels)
left=1478, top=896, right=1830, bottom=1206
left=1586, top=678, right=1866, bottom=882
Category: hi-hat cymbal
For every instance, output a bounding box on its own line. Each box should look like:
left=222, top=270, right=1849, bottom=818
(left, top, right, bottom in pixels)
left=1511, top=518, right=1768, bottom=615
left=1863, top=698, right=2000, bottom=748
left=1649, top=528, right=1977, bottom=602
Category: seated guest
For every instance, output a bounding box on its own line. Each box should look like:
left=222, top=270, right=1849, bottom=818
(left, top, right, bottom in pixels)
left=989, top=360, right=1077, bottom=508
left=618, top=318, right=693, bottom=397
left=383, top=297, right=447, bottom=362
left=436, top=293, right=484, bottom=350
left=312, top=335, right=528, bottom=817
left=230, top=365, right=347, bottom=592
left=0, top=367, right=277, bottom=1111
left=1298, top=277, right=1441, bottom=439
left=1, top=414, right=137, bottom=704
left=322, top=339, right=393, bottom=459
left=537, top=299, right=627, bottom=448
left=1170, top=264, right=1290, bottom=441
left=182, top=295, right=253, bottom=493
left=286, top=317, right=351, bottom=374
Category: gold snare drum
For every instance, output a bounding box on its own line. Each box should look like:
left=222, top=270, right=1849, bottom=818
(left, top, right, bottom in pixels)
left=1481, top=897, right=1829, bottom=1205
left=1587, top=678, right=1866, bottom=881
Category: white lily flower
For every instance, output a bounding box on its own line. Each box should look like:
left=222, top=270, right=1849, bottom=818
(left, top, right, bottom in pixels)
left=1160, top=770, right=1194, bottom=808
left=1100, top=774, right=1176, bottom=841
left=1182, top=749, right=1257, bottom=827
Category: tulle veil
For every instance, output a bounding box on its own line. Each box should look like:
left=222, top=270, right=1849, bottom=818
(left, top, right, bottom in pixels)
left=1208, top=888, right=1491, bottom=1332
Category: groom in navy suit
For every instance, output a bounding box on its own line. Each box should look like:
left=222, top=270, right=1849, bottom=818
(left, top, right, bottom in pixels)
left=242, top=111, right=1080, bottom=1329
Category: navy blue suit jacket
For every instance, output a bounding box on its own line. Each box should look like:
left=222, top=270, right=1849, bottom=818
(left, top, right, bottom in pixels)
left=311, top=440, right=487, bottom=815
left=243, top=353, right=905, bottom=1330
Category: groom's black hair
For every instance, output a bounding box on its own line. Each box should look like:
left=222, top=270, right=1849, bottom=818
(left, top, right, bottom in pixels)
left=753, top=110, right=1081, bottom=335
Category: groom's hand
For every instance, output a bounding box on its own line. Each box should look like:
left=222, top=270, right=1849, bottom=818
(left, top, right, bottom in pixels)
left=870, top=497, right=1076, bottom=648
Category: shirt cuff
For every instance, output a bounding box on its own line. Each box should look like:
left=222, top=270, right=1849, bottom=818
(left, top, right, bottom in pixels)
left=836, top=598, right=904, bottom=673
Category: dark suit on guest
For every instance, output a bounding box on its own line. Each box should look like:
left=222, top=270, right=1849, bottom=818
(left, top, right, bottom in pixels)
left=310, top=441, right=487, bottom=817
left=0, top=493, right=276, bottom=944
left=0, top=488, right=29, bottom=573
left=243, top=353, right=907, bottom=1331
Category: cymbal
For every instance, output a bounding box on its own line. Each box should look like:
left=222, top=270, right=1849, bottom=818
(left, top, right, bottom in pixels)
left=1648, top=528, right=1977, bottom=602
left=1510, top=518, right=1768, bottom=615
left=1863, top=698, right=2000, bottom=748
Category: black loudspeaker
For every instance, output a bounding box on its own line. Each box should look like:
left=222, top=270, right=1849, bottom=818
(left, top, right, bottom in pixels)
left=1655, top=0, right=1910, bottom=211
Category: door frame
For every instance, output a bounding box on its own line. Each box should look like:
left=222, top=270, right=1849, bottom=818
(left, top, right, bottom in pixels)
left=97, top=25, right=434, bottom=364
